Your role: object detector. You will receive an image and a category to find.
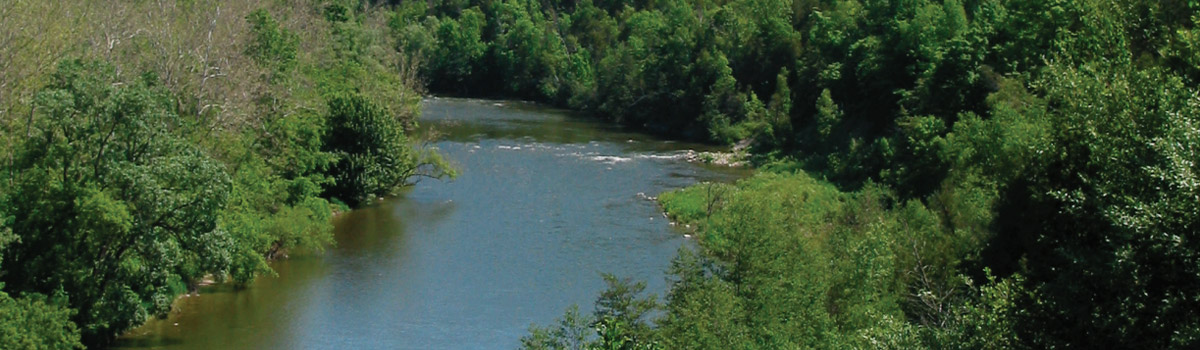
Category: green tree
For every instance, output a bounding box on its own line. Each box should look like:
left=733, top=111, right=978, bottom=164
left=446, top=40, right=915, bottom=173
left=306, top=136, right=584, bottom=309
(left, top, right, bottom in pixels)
left=2, top=60, right=232, bottom=345
left=322, top=93, right=420, bottom=206
left=430, top=8, right=488, bottom=93
left=1008, top=62, right=1200, bottom=349
left=0, top=288, right=82, bottom=350
left=396, top=1, right=1200, bottom=348
left=520, top=305, right=594, bottom=350
left=815, top=88, right=841, bottom=141
left=245, top=9, right=300, bottom=77
left=519, top=275, right=661, bottom=350
left=761, top=67, right=793, bottom=147
left=593, top=274, right=657, bottom=341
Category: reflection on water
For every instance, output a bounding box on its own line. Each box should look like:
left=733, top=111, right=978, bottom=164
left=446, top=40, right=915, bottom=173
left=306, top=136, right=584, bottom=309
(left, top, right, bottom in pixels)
left=115, top=98, right=748, bottom=349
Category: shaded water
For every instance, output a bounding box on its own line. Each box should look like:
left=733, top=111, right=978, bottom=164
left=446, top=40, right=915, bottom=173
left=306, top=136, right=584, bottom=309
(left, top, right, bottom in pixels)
left=115, top=98, right=748, bottom=349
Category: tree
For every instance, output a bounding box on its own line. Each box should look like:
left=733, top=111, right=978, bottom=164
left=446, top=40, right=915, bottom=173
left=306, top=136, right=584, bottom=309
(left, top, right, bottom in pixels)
left=2, top=60, right=232, bottom=345
left=322, top=93, right=418, bottom=206
left=1008, top=62, right=1200, bottom=349
left=593, top=274, right=657, bottom=341
left=520, top=305, right=594, bottom=350
left=245, top=9, right=300, bottom=78
left=0, top=206, right=81, bottom=349
left=761, top=67, right=793, bottom=147
left=815, top=88, right=841, bottom=141
left=430, top=8, right=488, bottom=93
left=0, top=288, right=82, bottom=350
left=520, top=275, right=662, bottom=350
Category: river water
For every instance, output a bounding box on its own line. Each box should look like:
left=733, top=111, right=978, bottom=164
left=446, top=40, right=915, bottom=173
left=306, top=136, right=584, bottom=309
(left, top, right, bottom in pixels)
left=114, top=98, right=747, bottom=349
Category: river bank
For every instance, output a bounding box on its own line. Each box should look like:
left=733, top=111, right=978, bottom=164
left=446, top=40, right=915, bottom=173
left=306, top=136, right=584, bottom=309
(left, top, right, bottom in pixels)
left=114, top=98, right=748, bottom=349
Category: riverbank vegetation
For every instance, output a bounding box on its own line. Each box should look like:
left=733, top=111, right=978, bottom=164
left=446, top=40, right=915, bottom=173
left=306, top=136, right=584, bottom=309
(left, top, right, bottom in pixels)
left=2, top=0, right=1198, bottom=348
left=378, top=0, right=1200, bottom=348
left=0, top=1, right=451, bottom=347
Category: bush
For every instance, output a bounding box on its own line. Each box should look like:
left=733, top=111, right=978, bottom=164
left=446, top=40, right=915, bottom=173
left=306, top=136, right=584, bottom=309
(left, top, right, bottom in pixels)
left=322, top=93, right=418, bottom=206
left=0, top=289, right=82, bottom=350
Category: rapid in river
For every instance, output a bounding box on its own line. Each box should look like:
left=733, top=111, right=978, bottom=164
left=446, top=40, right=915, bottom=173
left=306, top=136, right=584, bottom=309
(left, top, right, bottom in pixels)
left=115, top=98, right=748, bottom=349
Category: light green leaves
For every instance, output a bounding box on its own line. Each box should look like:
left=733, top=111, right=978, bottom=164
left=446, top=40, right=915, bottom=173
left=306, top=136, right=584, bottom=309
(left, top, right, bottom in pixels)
left=4, top=60, right=232, bottom=343
left=0, top=289, right=82, bottom=350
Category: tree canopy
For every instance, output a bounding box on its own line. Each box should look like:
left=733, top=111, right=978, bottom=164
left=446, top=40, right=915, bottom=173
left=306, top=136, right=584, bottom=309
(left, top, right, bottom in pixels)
left=383, top=0, right=1200, bottom=348
left=0, top=1, right=451, bottom=347
left=2, top=0, right=1198, bottom=348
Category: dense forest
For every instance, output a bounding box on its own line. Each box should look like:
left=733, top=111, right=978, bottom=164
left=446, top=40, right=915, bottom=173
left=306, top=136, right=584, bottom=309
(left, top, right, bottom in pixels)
left=2, top=0, right=1199, bottom=349
left=0, top=1, right=452, bottom=348
left=381, top=0, right=1200, bottom=348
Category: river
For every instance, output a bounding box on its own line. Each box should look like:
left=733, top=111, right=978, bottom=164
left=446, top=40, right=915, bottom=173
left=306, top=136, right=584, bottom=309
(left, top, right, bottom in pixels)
left=114, top=98, right=748, bottom=349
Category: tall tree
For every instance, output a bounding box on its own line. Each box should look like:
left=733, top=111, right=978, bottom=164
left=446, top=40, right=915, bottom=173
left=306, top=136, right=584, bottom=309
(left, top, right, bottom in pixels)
left=2, top=60, right=232, bottom=345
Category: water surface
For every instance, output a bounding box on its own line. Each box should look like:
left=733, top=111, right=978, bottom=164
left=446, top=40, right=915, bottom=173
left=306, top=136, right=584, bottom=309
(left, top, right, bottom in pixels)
left=116, top=98, right=747, bottom=349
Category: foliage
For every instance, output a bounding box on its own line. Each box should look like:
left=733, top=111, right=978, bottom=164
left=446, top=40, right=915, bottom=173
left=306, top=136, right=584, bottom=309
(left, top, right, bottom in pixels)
left=245, top=9, right=300, bottom=77
left=814, top=88, right=841, bottom=142
left=1008, top=61, right=1200, bottom=349
left=656, top=182, right=733, bottom=227
left=482, top=0, right=1200, bottom=348
left=3, top=0, right=1199, bottom=348
left=322, top=93, right=417, bottom=206
left=519, top=275, right=662, bottom=350
left=0, top=288, right=82, bottom=350
left=520, top=305, right=594, bottom=350
left=0, top=1, right=452, bottom=347
left=2, top=60, right=232, bottom=344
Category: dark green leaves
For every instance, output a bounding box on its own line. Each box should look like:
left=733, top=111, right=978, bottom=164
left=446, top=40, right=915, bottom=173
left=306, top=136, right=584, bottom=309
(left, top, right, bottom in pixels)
left=3, top=60, right=232, bottom=345
left=431, top=8, right=488, bottom=92
left=322, top=93, right=417, bottom=206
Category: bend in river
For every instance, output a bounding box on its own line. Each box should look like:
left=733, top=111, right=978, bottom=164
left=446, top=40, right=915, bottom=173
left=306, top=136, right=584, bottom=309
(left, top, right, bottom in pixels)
left=115, top=98, right=749, bottom=349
